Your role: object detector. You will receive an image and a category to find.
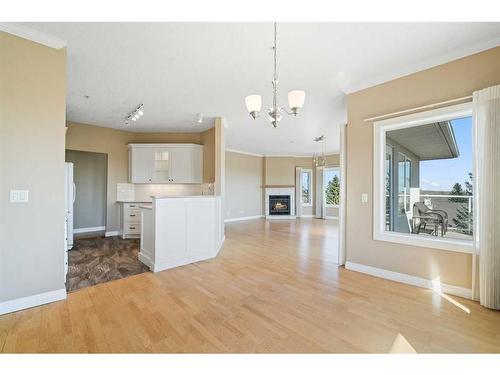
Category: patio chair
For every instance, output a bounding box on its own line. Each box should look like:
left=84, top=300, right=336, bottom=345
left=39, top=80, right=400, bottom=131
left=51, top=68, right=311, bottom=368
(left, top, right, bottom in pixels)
left=412, top=202, right=448, bottom=236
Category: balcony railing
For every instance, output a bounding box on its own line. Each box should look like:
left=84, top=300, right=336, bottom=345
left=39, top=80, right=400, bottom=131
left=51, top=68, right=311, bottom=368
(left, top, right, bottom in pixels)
left=419, top=194, right=473, bottom=235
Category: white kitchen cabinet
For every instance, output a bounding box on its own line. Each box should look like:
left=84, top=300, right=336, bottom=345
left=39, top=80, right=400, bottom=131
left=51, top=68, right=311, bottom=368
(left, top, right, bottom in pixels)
left=128, top=144, right=203, bottom=184
left=120, top=202, right=142, bottom=239
left=130, top=147, right=155, bottom=183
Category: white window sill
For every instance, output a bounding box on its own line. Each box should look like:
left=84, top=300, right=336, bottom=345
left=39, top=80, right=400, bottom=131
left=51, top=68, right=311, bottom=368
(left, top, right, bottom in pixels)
left=373, top=231, right=473, bottom=254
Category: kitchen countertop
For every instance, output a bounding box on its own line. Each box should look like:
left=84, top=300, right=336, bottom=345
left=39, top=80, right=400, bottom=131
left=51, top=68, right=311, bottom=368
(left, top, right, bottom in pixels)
left=117, top=200, right=152, bottom=203
left=151, top=195, right=217, bottom=199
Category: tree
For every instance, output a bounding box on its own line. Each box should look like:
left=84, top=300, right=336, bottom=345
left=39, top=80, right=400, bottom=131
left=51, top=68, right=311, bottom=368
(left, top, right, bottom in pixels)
left=449, top=173, right=473, bottom=234
left=325, top=175, right=340, bottom=205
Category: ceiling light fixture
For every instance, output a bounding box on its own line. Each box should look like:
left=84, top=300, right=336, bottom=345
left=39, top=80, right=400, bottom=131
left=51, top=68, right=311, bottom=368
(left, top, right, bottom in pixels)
left=313, top=135, right=327, bottom=167
left=245, top=22, right=305, bottom=128
left=124, top=104, right=144, bottom=125
left=197, top=113, right=203, bottom=124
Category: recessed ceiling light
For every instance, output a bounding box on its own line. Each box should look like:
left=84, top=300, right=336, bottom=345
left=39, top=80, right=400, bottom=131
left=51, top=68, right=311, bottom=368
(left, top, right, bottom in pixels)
left=132, top=117, right=137, bottom=121
left=197, top=113, right=203, bottom=124
left=138, top=110, right=144, bottom=116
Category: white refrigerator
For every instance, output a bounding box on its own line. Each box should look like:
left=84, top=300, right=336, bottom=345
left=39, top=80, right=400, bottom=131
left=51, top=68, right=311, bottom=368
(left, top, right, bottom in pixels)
left=65, top=162, right=75, bottom=279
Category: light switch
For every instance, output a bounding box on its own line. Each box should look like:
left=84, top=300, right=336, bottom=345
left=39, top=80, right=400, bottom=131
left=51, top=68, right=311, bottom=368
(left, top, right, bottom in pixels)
left=361, top=193, right=368, bottom=203
left=10, top=190, right=29, bottom=203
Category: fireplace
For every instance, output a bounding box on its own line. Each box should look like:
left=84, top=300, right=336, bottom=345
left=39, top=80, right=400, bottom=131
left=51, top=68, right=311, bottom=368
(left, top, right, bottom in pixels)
left=269, top=195, right=291, bottom=215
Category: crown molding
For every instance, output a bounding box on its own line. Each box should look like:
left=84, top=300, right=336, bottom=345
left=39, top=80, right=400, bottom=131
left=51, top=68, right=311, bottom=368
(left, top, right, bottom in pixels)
left=0, top=23, right=67, bottom=49
left=225, top=148, right=264, bottom=157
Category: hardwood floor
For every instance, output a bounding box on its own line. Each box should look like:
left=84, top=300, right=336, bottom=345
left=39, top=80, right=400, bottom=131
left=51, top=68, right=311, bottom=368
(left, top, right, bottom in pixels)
left=1, top=218, right=499, bottom=353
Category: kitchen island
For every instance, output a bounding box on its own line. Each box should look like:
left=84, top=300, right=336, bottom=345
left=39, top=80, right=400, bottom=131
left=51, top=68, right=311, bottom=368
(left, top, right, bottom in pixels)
left=139, top=195, right=224, bottom=272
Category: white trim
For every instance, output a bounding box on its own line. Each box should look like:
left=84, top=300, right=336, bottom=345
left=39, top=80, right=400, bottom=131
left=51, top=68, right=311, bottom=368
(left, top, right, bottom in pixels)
left=225, top=148, right=342, bottom=159
left=225, top=148, right=264, bottom=157
left=338, top=123, right=347, bottom=265
left=105, top=230, right=121, bottom=237
left=128, top=143, right=202, bottom=149
left=300, top=168, right=313, bottom=207
left=0, top=23, right=67, bottom=49
left=265, top=215, right=297, bottom=220
left=300, top=214, right=315, bottom=218
left=138, top=252, right=154, bottom=269
left=345, top=262, right=472, bottom=300
left=73, top=226, right=105, bottom=234
left=373, top=102, right=474, bottom=254
left=325, top=216, right=339, bottom=220
left=224, top=215, right=263, bottom=223
left=0, top=289, right=67, bottom=316
left=363, top=96, right=472, bottom=122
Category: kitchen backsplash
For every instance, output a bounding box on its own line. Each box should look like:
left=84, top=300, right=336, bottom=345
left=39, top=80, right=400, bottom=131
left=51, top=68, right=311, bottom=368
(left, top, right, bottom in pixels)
left=117, top=183, right=214, bottom=202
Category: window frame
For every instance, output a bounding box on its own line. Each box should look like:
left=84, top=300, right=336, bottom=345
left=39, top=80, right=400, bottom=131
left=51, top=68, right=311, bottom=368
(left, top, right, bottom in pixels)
left=373, top=102, right=473, bottom=254
left=324, top=167, right=341, bottom=208
left=300, top=168, right=313, bottom=206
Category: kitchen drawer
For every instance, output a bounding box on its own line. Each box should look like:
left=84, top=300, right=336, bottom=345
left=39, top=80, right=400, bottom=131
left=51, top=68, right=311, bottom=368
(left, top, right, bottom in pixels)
left=123, top=203, right=141, bottom=210
left=124, top=210, right=141, bottom=223
left=124, top=223, right=141, bottom=234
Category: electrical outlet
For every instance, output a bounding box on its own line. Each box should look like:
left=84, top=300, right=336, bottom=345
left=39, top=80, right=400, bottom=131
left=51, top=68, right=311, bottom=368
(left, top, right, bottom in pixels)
left=10, top=190, right=29, bottom=203
left=361, top=193, right=368, bottom=203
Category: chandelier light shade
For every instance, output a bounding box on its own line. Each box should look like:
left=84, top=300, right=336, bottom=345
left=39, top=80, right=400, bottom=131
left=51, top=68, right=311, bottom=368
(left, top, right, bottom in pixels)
left=245, top=94, right=262, bottom=119
left=245, top=23, right=305, bottom=128
left=288, top=90, right=306, bottom=115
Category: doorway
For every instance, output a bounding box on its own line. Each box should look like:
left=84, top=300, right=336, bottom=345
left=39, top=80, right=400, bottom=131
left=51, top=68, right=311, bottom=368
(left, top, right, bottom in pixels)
left=64, top=150, right=149, bottom=291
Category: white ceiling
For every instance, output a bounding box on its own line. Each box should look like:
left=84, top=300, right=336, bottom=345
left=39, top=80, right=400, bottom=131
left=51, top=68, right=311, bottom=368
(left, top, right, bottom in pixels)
left=18, top=22, right=500, bottom=155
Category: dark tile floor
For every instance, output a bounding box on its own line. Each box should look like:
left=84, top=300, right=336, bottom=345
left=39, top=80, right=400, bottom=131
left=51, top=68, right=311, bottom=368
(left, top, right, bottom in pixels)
left=66, top=236, right=149, bottom=292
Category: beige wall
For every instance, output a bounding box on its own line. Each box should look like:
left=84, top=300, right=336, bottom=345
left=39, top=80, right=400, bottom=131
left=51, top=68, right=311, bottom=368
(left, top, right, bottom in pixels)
left=201, top=127, right=215, bottom=183
left=264, top=157, right=295, bottom=185
left=223, top=154, right=340, bottom=219
left=346, top=46, right=500, bottom=288
left=225, top=151, right=264, bottom=220
left=65, top=122, right=216, bottom=232
left=264, top=155, right=340, bottom=216
left=0, top=33, right=66, bottom=302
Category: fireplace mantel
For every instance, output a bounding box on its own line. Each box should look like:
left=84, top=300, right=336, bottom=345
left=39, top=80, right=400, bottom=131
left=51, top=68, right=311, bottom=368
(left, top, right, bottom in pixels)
left=264, top=187, right=296, bottom=220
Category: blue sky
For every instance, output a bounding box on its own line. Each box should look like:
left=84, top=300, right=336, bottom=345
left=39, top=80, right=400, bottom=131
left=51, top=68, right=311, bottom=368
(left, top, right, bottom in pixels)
left=420, top=117, right=472, bottom=191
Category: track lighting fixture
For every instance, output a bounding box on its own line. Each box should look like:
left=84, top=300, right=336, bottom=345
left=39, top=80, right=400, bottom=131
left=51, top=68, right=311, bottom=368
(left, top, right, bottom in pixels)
left=124, top=104, right=144, bottom=125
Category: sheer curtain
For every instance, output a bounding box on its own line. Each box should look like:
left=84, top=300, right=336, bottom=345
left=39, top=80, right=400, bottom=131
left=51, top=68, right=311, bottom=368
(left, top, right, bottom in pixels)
left=473, top=84, right=500, bottom=310
left=316, top=166, right=325, bottom=219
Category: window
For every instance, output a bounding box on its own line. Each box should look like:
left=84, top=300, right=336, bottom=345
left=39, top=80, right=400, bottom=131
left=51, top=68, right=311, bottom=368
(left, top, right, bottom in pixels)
left=373, top=102, right=473, bottom=253
left=300, top=169, right=312, bottom=205
left=324, top=167, right=340, bottom=207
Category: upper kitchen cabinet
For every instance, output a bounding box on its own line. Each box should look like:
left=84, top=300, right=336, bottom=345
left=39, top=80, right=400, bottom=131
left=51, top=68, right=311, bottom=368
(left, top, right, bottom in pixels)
left=128, top=144, right=203, bottom=184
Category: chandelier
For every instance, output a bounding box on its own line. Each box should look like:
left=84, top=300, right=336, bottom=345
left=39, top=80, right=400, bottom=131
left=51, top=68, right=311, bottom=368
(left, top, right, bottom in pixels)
left=313, top=135, right=327, bottom=167
left=245, top=23, right=306, bottom=128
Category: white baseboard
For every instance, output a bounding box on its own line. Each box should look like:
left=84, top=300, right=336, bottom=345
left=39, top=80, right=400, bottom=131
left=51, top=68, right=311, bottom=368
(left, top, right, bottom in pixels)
left=299, top=214, right=315, bottom=218
left=138, top=252, right=154, bottom=269
left=0, top=288, right=67, bottom=315
left=153, top=252, right=216, bottom=273
left=325, top=216, right=339, bottom=220
left=265, top=215, right=297, bottom=220
left=74, top=226, right=105, bottom=234
left=225, top=215, right=263, bottom=223
left=105, top=230, right=121, bottom=237
left=345, top=261, right=472, bottom=300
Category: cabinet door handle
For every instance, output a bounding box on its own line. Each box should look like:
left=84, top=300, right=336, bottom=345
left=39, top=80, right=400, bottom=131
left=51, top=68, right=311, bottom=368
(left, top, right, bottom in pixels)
left=129, top=214, right=136, bottom=217
left=129, top=226, right=136, bottom=229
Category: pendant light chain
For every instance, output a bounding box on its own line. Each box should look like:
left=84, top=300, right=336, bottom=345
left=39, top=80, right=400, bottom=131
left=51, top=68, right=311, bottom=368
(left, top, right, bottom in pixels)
left=273, top=22, right=278, bottom=111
